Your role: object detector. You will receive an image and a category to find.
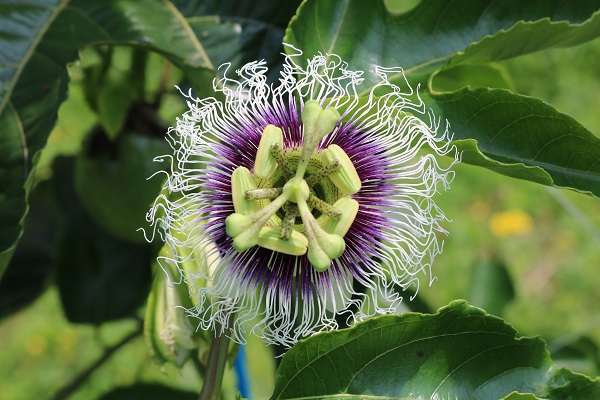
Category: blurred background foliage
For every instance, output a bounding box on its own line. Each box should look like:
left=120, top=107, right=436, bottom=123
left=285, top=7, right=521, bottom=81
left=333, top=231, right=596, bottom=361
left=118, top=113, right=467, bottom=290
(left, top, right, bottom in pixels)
left=1, top=0, right=599, bottom=399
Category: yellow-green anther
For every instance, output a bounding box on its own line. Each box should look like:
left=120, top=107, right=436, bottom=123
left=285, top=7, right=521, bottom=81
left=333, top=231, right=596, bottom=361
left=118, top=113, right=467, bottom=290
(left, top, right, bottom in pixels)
left=231, top=167, right=260, bottom=215
left=308, top=195, right=342, bottom=219
left=257, top=226, right=308, bottom=256
left=297, top=101, right=341, bottom=178
left=321, top=144, right=361, bottom=194
left=322, top=197, right=359, bottom=237
left=305, top=160, right=340, bottom=187
left=225, top=213, right=254, bottom=238
left=312, top=219, right=345, bottom=259
left=280, top=203, right=297, bottom=240
left=245, top=187, right=282, bottom=200
left=226, top=192, right=290, bottom=252
left=254, top=125, right=283, bottom=179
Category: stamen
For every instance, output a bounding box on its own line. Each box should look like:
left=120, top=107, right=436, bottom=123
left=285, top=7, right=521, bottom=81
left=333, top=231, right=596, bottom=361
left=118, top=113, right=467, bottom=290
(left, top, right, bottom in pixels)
left=296, top=101, right=340, bottom=178
left=245, top=188, right=282, bottom=200
left=321, top=144, right=361, bottom=195
left=307, top=195, right=342, bottom=220
left=225, top=192, right=290, bottom=252
left=254, top=125, right=283, bottom=179
left=305, top=160, right=340, bottom=187
left=257, top=226, right=307, bottom=256
left=296, top=195, right=345, bottom=272
left=321, top=197, right=359, bottom=237
left=231, top=167, right=260, bottom=215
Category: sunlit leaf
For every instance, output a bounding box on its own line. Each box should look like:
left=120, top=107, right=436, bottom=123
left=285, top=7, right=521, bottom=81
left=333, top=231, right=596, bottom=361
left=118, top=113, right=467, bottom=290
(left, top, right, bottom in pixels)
left=431, top=88, right=600, bottom=196
left=285, top=0, right=600, bottom=197
left=273, top=301, right=600, bottom=399
left=286, top=0, right=600, bottom=90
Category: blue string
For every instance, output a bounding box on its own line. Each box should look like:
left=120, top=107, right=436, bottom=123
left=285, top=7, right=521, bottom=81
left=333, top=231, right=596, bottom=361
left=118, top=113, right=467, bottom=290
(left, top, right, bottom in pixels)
left=234, top=345, right=251, bottom=399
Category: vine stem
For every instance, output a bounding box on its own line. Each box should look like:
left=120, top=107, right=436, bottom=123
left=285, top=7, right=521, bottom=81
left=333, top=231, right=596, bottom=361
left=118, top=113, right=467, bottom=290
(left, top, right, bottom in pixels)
left=198, top=314, right=235, bottom=400
left=51, top=323, right=143, bottom=400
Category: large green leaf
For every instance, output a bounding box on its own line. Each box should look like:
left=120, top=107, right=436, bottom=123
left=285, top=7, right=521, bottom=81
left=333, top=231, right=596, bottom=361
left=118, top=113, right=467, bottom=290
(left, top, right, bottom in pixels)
left=0, top=0, right=67, bottom=278
left=53, top=158, right=152, bottom=323
left=75, top=132, right=169, bottom=243
left=272, top=301, right=600, bottom=399
left=286, top=0, right=600, bottom=90
left=175, top=0, right=302, bottom=79
left=0, top=0, right=217, bottom=280
left=430, top=89, right=600, bottom=196
left=285, top=0, right=600, bottom=196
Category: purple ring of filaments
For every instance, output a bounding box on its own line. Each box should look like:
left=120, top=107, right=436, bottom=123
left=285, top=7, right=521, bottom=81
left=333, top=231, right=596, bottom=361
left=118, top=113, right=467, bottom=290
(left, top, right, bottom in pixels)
left=201, top=97, right=394, bottom=305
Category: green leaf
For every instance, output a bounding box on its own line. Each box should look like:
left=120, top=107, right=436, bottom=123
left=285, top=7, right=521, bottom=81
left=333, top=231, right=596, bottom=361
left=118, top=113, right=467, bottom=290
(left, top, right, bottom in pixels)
left=0, top=0, right=68, bottom=278
left=176, top=0, right=302, bottom=79
left=0, top=0, right=217, bottom=281
left=545, top=368, right=600, bottom=399
left=431, top=63, right=515, bottom=92
left=286, top=0, right=600, bottom=90
left=272, top=300, right=600, bottom=399
left=75, top=131, right=169, bottom=243
left=468, top=258, right=515, bottom=316
left=429, top=88, right=600, bottom=197
left=500, top=393, right=542, bottom=400
left=54, top=159, right=151, bottom=323
left=285, top=0, right=600, bottom=196
left=0, top=179, right=59, bottom=319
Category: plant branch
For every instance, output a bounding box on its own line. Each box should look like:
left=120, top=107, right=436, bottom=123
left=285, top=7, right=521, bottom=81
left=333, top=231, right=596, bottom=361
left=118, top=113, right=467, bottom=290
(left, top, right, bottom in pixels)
left=51, top=323, right=143, bottom=400
left=198, top=315, right=234, bottom=400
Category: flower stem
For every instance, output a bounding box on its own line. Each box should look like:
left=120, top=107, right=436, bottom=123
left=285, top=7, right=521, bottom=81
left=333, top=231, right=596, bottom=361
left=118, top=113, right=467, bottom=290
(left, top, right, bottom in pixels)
left=198, top=315, right=234, bottom=400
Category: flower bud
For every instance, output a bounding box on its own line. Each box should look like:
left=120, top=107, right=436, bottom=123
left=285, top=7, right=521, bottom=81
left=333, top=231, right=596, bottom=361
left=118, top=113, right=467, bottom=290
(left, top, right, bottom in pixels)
left=145, top=247, right=198, bottom=368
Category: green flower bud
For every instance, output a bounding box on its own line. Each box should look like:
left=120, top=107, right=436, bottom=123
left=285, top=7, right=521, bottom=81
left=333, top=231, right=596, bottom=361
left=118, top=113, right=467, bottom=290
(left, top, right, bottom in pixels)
left=145, top=247, right=198, bottom=368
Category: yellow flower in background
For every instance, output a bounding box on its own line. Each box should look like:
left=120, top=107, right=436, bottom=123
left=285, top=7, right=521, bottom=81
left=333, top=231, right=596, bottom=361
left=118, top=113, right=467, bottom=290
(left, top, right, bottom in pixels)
left=489, top=210, right=533, bottom=237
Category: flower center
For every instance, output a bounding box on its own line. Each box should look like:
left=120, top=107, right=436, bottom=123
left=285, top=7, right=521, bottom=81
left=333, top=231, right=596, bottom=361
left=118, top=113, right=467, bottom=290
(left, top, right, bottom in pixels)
left=225, top=102, right=360, bottom=271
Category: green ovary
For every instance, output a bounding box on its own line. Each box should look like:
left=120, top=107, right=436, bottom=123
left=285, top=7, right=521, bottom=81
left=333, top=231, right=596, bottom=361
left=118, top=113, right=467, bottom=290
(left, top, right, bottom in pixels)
left=225, top=104, right=360, bottom=272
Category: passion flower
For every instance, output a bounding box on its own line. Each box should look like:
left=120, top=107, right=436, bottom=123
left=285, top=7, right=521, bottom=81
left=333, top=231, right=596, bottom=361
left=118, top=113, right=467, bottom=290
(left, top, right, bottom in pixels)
left=147, top=46, right=458, bottom=347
